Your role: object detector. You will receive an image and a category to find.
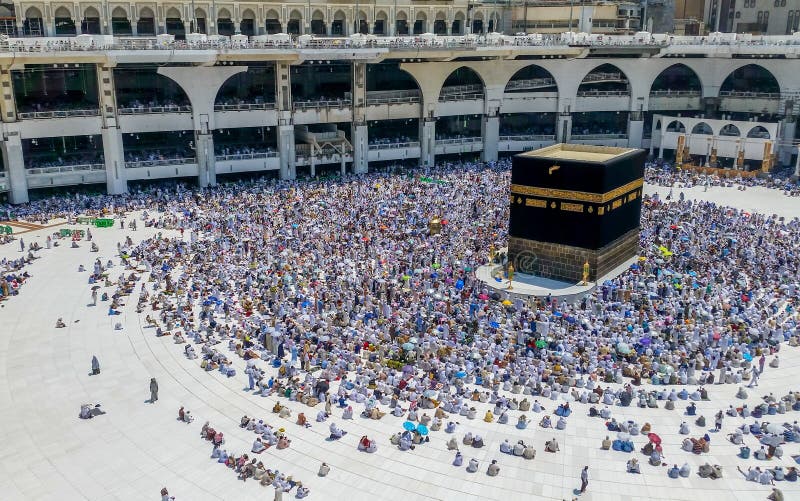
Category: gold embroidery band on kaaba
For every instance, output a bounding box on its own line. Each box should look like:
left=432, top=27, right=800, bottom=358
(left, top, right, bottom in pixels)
left=510, top=178, right=644, bottom=204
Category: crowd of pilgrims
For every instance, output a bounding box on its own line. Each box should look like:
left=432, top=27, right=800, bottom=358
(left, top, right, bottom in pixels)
left=3, top=158, right=800, bottom=495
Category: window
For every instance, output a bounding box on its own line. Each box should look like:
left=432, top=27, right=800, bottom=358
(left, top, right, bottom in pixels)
left=796, top=10, right=800, bottom=30
left=782, top=0, right=787, bottom=6
left=774, top=0, right=780, bottom=6
left=757, top=11, right=763, bottom=23
left=788, top=11, right=795, bottom=33
left=736, top=11, right=741, bottom=18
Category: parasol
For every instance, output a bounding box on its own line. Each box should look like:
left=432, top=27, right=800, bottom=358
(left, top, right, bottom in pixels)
left=416, top=424, right=429, bottom=436
left=403, top=421, right=416, bottom=431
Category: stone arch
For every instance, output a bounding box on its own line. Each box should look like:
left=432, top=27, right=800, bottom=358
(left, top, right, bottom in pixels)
left=720, top=64, right=781, bottom=95
left=165, top=7, right=181, bottom=19
left=139, top=7, right=154, bottom=20
left=333, top=9, right=346, bottom=21
left=194, top=8, right=206, bottom=19
left=241, top=9, right=255, bottom=20
left=114, top=68, right=192, bottom=109
left=691, top=122, right=713, bottom=135
left=111, top=6, right=128, bottom=18
left=666, top=120, right=685, bottom=133
left=215, top=66, right=276, bottom=105
left=53, top=6, right=73, bottom=18
left=265, top=9, right=279, bottom=20
left=720, top=124, right=740, bottom=136
left=217, top=8, right=232, bottom=20
left=655, top=120, right=662, bottom=131
left=578, top=63, right=630, bottom=94
left=435, top=11, right=446, bottom=20
left=376, top=10, right=388, bottom=20
left=289, top=9, right=302, bottom=20
left=312, top=9, right=325, bottom=21
left=504, top=64, right=558, bottom=95
left=83, top=6, right=100, bottom=19
left=649, top=63, right=703, bottom=94
left=25, top=6, right=43, bottom=18
left=415, top=11, right=427, bottom=21
left=747, top=126, right=770, bottom=139
left=440, top=66, right=485, bottom=101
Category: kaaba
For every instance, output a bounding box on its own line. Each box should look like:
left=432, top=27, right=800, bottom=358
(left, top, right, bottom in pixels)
left=508, top=144, right=646, bottom=283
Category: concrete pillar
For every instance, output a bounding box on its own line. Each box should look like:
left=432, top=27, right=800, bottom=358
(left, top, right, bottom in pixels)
left=309, top=156, right=315, bottom=178
left=97, top=64, right=126, bottom=195
left=102, top=127, right=127, bottom=194
left=628, top=120, right=644, bottom=149
left=779, top=119, right=796, bottom=167
left=557, top=114, right=572, bottom=143
left=195, top=132, right=216, bottom=187
left=2, top=133, right=28, bottom=204
left=420, top=118, right=436, bottom=168
left=794, top=148, right=800, bottom=178
left=352, top=123, right=368, bottom=174
left=481, top=115, right=499, bottom=163
left=278, top=124, right=296, bottom=180
left=184, top=20, right=192, bottom=34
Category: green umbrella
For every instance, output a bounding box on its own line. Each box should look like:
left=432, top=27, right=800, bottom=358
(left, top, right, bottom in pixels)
left=535, top=339, right=547, bottom=348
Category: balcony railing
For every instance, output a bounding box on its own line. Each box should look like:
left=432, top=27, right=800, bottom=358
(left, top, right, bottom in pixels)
left=570, top=133, right=628, bottom=140
left=216, top=151, right=278, bottom=161
left=577, top=90, right=630, bottom=97
left=118, top=105, right=192, bottom=115
left=435, top=137, right=483, bottom=145
left=439, top=92, right=484, bottom=102
left=649, top=90, right=702, bottom=97
left=293, top=99, right=352, bottom=110
left=365, top=89, right=421, bottom=105
left=26, top=163, right=105, bottom=175
left=126, top=157, right=196, bottom=168
left=17, top=109, right=100, bottom=119
left=499, top=135, right=556, bottom=141
left=368, top=141, right=420, bottom=150
left=719, top=91, right=781, bottom=99
left=504, top=77, right=558, bottom=92
left=214, top=102, right=276, bottom=111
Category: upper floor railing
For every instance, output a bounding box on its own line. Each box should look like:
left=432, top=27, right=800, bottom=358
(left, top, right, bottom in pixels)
left=5, top=30, right=800, bottom=54
left=17, top=109, right=99, bottom=120
left=26, top=163, right=105, bottom=175
left=216, top=151, right=278, bottom=161
left=119, top=105, right=192, bottom=115
left=368, top=141, right=420, bottom=150
left=435, top=137, right=483, bottom=145
left=214, top=102, right=276, bottom=112
left=126, top=157, right=196, bottom=168
left=719, top=91, right=782, bottom=99
left=499, top=134, right=556, bottom=142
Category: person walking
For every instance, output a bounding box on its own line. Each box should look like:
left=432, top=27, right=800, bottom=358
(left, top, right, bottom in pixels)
left=91, top=289, right=98, bottom=306
left=150, top=378, right=159, bottom=403
left=91, top=355, right=100, bottom=375
left=580, top=466, right=589, bottom=494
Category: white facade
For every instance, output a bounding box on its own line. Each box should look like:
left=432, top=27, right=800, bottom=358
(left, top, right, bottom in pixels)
left=1, top=32, right=800, bottom=203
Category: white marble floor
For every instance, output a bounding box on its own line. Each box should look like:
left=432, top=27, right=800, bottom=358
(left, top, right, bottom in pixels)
left=0, top=185, right=798, bottom=501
